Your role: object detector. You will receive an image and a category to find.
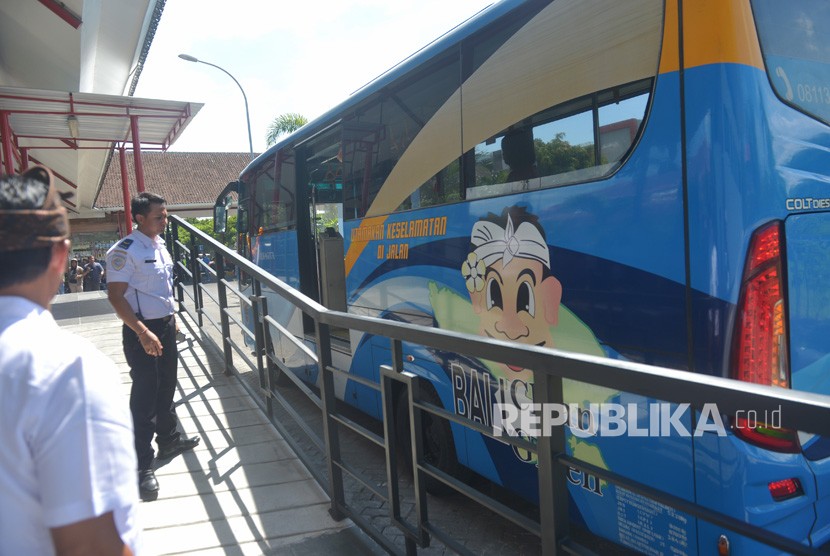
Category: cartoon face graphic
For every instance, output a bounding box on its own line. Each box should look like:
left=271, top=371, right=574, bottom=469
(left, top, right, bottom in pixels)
left=462, top=207, right=562, bottom=375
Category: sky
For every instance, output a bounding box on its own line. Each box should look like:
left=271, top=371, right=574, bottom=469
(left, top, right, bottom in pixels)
left=134, top=0, right=496, bottom=154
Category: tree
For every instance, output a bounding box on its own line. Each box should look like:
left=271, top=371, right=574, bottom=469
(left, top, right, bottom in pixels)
left=266, top=113, right=308, bottom=146
left=175, top=215, right=237, bottom=250
left=535, top=133, right=595, bottom=176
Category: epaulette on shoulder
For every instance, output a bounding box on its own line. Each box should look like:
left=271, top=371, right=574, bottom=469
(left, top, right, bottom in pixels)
left=118, top=238, right=134, bottom=249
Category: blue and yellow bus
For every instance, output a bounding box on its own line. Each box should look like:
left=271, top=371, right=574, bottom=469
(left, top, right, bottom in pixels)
left=214, top=0, right=830, bottom=552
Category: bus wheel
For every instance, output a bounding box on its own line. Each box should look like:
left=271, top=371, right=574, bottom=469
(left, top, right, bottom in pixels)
left=395, top=386, right=464, bottom=496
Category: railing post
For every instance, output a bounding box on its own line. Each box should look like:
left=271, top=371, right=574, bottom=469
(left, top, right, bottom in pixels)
left=188, top=232, right=203, bottom=327
left=214, top=252, right=234, bottom=376
left=404, top=367, right=430, bottom=548
left=258, top=297, right=280, bottom=417
left=536, top=371, right=569, bottom=555
left=168, top=222, right=183, bottom=311
left=380, top=365, right=420, bottom=555
left=316, top=319, right=346, bottom=521
left=391, top=339, right=426, bottom=553
left=251, top=295, right=270, bottom=392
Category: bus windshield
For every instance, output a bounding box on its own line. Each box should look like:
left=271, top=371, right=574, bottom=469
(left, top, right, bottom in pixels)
left=753, top=0, right=830, bottom=125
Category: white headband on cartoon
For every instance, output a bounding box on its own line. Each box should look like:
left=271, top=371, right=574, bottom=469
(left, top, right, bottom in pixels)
left=471, top=214, right=550, bottom=269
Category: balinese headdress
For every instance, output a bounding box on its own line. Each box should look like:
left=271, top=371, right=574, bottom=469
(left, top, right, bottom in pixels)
left=470, top=214, right=550, bottom=269
left=0, top=166, right=70, bottom=252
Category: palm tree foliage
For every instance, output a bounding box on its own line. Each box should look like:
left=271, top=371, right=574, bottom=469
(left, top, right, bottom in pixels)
left=266, top=113, right=308, bottom=146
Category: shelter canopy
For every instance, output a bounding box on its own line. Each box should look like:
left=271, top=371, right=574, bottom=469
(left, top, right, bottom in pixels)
left=0, top=86, right=202, bottom=215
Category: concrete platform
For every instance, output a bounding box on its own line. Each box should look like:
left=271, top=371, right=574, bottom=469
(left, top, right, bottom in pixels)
left=55, top=294, right=383, bottom=555
left=52, top=290, right=117, bottom=324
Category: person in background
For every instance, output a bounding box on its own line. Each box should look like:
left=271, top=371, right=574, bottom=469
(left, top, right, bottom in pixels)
left=80, top=256, right=89, bottom=291
left=66, top=258, right=83, bottom=293
left=106, top=191, right=199, bottom=502
left=0, top=166, right=142, bottom=555
left=201, top=253, right=209, bottom=282
left=84, top=254, right=105, bottom=291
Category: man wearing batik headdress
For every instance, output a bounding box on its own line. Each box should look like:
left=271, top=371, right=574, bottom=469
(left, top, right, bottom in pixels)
left=0, top=166, right=142, bottom=554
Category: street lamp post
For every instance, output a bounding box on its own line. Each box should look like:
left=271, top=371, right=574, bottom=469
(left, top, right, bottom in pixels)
left=178, top=54, right=255, bottom=160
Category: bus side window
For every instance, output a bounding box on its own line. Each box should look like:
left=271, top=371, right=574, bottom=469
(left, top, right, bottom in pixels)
left=466, top=81, right=651, bottom=201
left=342, top=108, right=383, bottom=220
left=396, top=160, right=462, bottom=212
left=251, top=152, right=296, bottom=233
left=598, top=92, right=649, bottom=164
left=343, top=51, right=462, bottom=219
left=502, top=128, right=539, bottom=182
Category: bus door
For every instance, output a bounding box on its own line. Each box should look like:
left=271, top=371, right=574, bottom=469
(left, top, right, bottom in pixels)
left=296, top=130, right=335, bottom=314
left=299, top=122, right=385, bottom=414
left=292, top=129, right=346, bottom=389
left=309, top=149, right=346, bottom=314
left=301, top=121, right=380, bottom=318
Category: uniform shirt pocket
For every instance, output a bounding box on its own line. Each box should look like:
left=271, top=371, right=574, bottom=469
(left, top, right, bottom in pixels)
left=137, top=260, right=166, bottom=293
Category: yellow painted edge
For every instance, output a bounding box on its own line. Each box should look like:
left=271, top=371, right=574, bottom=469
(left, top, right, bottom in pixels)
left=344, top=215, right=389, bottom=277
left=682, top=0, right=764, bottom=71
left=658, top=0, right=680, bottom=74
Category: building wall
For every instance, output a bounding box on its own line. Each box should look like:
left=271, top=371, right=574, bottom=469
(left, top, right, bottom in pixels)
left=68, top=205, right=213, bottom=258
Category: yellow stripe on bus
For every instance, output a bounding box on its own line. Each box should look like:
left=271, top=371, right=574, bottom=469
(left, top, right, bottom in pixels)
left=344, top=215, right=389, bottom=277
left=682, top=0, right=764, bottom=71
left=659, top=0, right=680, bottom=74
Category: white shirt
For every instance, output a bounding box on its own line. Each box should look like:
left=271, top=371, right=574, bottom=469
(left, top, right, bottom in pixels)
left=0, top=296, right=143, bottom=555
left=106, top=230, right=175, bottom=319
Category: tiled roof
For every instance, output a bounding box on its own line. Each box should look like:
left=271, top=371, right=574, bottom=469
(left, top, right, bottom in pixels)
left=95, top=151, right=253, bottom=210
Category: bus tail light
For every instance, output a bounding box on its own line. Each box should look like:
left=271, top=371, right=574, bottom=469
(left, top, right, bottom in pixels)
left=730, top=222, right=799, bottom=453
left=768, top=478, right=803, bottom=501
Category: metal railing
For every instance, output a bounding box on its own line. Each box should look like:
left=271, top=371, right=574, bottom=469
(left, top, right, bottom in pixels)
left=168, top=215, right=830, bottom=555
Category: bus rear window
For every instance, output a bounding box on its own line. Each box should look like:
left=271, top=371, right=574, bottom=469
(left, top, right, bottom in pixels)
left=752, top=0, right=830, bottom=126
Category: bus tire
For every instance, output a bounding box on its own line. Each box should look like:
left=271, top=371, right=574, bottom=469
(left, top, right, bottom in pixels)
left=395, top=386, right=465, bottom=496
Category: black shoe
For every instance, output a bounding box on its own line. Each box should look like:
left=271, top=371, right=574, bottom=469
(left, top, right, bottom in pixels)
left=138, top=469, right=159, bottom=502
left=157, top=435, right=200, bottom=460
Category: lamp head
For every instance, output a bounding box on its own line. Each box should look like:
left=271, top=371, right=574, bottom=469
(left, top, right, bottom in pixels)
left=66, top=114, right=79, bottom=139
left=178, top=53, right=199, bottom=63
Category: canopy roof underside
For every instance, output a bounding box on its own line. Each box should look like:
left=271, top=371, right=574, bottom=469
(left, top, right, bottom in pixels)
left=0, top=86, right=202, bottom=214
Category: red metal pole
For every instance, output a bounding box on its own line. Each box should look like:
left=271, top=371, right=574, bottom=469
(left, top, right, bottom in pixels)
left=119, top=147, right=133, bottom=229
left=19, top=148, right=29, bottom=171
left=130, top=116, right=146, bottom=193
left=0, top=111, right=15, bottom=175
left=37, top=0, right=82, bottom=29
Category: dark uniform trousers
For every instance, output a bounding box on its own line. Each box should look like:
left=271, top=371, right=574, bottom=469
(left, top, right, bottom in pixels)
left=123, top=315, right=181, bottom=470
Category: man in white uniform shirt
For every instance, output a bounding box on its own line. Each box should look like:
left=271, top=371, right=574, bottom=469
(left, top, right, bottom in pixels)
left=106, top=192, right=199, bottom=501
left=0, top=166, right=142, bottom=555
